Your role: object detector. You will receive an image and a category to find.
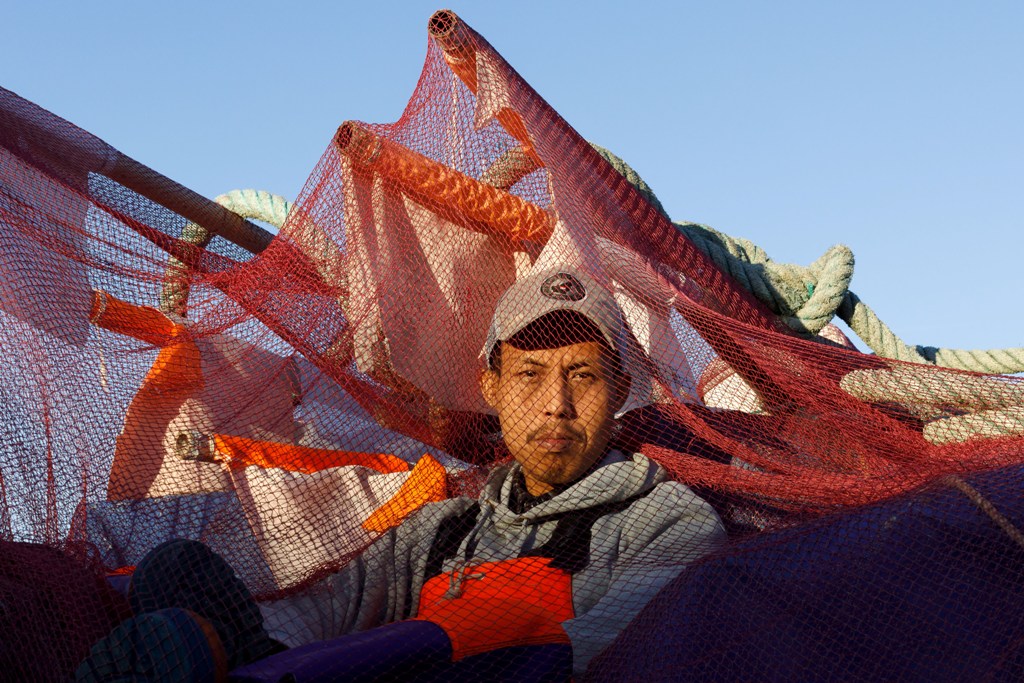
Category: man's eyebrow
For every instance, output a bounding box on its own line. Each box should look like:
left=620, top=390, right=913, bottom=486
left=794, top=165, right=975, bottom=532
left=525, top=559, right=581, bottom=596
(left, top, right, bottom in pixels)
left=515, top=356, right=549, bottom=368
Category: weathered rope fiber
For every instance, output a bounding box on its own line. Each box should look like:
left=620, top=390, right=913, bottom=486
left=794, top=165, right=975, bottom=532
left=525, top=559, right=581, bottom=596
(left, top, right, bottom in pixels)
left=593, top=145, right=1024, bottom=374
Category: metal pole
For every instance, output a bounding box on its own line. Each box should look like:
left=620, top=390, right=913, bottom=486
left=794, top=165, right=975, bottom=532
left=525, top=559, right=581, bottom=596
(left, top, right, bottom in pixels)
left=0, top=86, right=274, bottom=255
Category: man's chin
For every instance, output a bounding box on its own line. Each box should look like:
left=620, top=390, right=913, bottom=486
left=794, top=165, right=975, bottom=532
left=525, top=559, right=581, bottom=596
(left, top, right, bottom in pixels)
left=526, top=453, right=587, bottom=485
left=531, top=446, right=583, bottom=465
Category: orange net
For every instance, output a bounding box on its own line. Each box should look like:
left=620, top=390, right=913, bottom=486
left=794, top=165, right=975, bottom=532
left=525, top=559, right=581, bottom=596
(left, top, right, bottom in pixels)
left=1, top=9, right=1023, bottom=682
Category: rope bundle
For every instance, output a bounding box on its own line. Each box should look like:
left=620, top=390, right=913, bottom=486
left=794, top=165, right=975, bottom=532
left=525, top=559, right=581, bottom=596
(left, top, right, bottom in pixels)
left=593, top=145, right=1024, bottom=375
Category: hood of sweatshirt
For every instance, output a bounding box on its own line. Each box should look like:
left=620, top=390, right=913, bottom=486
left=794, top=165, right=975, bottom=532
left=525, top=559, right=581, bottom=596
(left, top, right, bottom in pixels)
left=479, top=450, right=668, bottom=526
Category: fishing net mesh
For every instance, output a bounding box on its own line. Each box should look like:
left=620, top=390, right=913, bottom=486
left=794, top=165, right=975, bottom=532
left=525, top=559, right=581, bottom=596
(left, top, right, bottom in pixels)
left=1, top=10, right=1023, bottom=682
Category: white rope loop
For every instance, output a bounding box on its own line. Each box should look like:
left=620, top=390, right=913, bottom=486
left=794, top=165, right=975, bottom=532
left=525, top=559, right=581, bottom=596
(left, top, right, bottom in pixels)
left=214, top=189, right=292, bottom=229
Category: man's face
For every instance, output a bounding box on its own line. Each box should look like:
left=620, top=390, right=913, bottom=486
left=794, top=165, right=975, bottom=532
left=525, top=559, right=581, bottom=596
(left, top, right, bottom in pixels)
left=482, top=340, right=625, bottom=496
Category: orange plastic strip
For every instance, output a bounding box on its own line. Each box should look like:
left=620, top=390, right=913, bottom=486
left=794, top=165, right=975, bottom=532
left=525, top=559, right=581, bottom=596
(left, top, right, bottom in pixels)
left=213, top=434, right=411, bottom=475
left=362, top=454, right=448, bottom=533
left=336, top=122, right=553, bottom=246
left=143, top=330, right=203, bottom=393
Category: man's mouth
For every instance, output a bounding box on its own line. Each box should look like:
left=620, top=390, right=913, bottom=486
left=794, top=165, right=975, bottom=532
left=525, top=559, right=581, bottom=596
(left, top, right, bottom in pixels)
left=533, top=432, right=580, bottom=453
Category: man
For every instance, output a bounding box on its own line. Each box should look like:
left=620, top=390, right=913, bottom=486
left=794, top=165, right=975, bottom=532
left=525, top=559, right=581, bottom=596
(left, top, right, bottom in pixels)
left=77, top=267, right=726, bottom=681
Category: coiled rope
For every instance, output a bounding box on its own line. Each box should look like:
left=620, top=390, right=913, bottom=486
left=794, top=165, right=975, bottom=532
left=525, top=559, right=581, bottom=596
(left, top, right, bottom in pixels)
left=593, top=145, right=1024, bottom=375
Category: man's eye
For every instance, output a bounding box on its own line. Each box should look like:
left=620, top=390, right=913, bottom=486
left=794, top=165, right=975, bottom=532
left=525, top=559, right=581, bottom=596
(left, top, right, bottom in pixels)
left=571, top=371, right=595, bottom=382
left=517, top=370, right=537, bottom=379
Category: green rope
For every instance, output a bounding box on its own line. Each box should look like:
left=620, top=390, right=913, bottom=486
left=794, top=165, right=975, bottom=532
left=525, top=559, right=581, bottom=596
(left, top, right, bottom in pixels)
left=159, top=189, right=291, bottom=315
left=214, top=188, right=292, bottom=228
left=594, top=145, right=1024, bottom=375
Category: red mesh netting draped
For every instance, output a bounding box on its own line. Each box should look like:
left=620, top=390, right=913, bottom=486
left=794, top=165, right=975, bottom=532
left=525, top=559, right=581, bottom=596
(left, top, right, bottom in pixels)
left=1, top=10, right=1023, bottom=682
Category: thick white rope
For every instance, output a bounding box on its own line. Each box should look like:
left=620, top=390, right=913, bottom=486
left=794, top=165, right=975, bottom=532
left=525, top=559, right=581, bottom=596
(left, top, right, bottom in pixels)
left=214, top=188, right=291, bottom=229
left=160, top=189, right=291, bottom=315
left=591, top=145, right=1024, bottom=375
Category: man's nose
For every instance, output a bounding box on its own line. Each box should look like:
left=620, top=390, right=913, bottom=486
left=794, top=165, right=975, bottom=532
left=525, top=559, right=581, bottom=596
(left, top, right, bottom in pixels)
left=542, top=375, right=577, bottom=419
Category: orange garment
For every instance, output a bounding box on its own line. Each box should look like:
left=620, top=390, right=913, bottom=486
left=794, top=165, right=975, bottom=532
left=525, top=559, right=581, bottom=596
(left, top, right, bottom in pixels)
left=415, top=556, right=573, bottom=660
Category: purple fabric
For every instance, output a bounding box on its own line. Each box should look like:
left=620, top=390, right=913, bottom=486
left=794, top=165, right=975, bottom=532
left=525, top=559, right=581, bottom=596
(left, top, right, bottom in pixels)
left=586, top=465, right=1024, bottom=682
left=228, top=620, right=452, bottom=683
left=417, top=644, right=573, bottom=683
left=228, top=619, right=573, bottom=683
left=106, top=573, right=132, bottom=599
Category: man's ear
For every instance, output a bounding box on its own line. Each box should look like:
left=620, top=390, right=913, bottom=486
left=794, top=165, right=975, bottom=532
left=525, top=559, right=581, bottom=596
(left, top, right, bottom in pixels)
left=480, top=368, right=500, bottom=410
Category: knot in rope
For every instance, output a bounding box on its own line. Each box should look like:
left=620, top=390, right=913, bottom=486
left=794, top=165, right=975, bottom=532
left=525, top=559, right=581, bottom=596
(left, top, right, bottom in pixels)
left=594, top=143, right=1024, bottom=373
left=674, top=222, right=855, bottom=335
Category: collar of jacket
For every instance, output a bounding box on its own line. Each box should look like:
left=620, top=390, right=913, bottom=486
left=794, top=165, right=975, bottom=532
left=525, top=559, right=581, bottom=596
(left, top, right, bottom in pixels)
left=479, top=450, right=668, bottom=524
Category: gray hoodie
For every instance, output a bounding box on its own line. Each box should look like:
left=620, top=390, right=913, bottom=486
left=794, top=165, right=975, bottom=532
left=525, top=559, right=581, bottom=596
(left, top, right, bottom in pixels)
left=261, top=450, right=726, bottom=674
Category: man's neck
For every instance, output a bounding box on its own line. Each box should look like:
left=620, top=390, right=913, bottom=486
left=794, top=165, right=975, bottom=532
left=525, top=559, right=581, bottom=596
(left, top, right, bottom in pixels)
left=508, top=453, right=610, bottom=513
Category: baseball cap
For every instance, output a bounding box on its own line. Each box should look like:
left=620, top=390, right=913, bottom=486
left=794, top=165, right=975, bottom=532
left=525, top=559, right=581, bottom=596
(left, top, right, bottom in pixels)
left=483, top=267, right=627, bottom=369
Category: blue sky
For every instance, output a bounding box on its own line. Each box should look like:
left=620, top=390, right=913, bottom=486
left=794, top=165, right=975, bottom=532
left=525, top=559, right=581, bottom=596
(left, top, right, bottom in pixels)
left=4, top=1, right=1022, bottom=357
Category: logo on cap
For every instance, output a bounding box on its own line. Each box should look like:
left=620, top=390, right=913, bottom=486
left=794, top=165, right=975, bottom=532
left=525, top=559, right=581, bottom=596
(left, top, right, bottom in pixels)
left=540, top=272, right=587, bottom=302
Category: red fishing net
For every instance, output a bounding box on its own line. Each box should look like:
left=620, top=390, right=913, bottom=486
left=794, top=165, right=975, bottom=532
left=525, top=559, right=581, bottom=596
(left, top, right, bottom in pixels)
left=1, top=9, right=1022, bottom=682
